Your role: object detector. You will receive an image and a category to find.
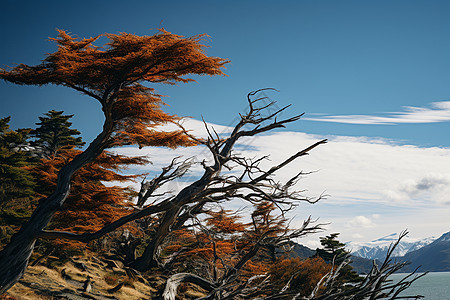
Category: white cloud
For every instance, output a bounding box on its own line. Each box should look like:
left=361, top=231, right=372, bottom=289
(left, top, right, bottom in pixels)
left=351, top=233, right=364, bottom=239
left=302, top=239, right=322, bottom=250
left=305, top=101, right=450, bottom=124
left=347, top=216, right=376, bottom=228
left=384, top=173, right=450, bottom=205
left=113, top=118, right=450, bottom=244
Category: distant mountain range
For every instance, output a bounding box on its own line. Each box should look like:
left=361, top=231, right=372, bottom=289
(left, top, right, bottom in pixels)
left=348, top=233, right=437, bottom=261
left=349, top=231, right=450, bottom=273
left=288, top=230, right=450, bottom=273
left=398, top=231, right=450, bottom=272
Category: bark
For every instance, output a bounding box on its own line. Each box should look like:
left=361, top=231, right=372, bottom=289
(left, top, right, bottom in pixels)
left=129, top=92, right=326, bottom=271
left=129, top=206, right=182, bottom=271
left=163, top=273, right=216, bottom=300
left=0, top=101, right=114, bottom=294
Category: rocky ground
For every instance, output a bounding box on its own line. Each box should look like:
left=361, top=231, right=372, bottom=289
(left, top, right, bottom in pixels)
left=4, top=255, right=206, bottom=300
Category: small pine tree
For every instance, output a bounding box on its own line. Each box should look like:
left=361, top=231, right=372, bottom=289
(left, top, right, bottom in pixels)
left=0, top=117, right=35, bottom=206
left=315, top=233, right=362, bottom=285
left=31, top=110, right=85, bottom=158
left=315, top=233, right=347, bottom=263
left=0, top=117, right=36, bottom=247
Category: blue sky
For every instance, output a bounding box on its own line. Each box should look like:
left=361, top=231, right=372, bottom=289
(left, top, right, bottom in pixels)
left=1, top=0, right=449, bottom=246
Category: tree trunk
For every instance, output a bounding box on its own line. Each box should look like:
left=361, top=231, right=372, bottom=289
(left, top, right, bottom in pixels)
left=0, top=110, right=112, bottom=293
left=0, top=191, right=68, bottom=293
left=129, top=206, right=181, bottom=271
left=163, top=273, right=215, bottom=300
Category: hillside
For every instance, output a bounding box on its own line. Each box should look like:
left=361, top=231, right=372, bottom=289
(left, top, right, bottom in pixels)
left=286, top=242, right=375, bottom=274
left=399, top=231, right=450, bottom=272
left=4, top=255, right=206, bottom=300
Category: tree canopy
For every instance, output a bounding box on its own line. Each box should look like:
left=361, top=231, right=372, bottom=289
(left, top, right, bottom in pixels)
left=0, top=29, right=228, bottom=293
left=0, top=29, right=229, bottom=149
left=31, top=110, right=85, bottom=158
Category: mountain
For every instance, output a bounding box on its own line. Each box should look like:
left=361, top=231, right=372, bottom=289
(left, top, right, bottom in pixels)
left=348, top=255, right=380, bottom=274
left=399, top=231, right=450, bottom=272
left=348, top=233, right=437, bottom=261
left=284, top=231, right=450, bottom=274
left=278, top=242, right=316, bottom=259
left=285, top=242, right=376, bottom=274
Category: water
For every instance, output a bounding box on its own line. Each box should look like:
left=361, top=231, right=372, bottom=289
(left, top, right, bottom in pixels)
left=389, top=272, right=450, bottom=300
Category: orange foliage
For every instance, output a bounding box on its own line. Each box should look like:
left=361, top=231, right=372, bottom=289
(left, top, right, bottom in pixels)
left=165, top=204, right=291, bottom=281
left=32, top=149, right=148, bottom=250
left=268, top=256, right=331, bottom=296
left=170, top=209, right=246, bottom=261
left=205, top=209, right=246, bottom=234
left=0, top=29, right=229, bottom=149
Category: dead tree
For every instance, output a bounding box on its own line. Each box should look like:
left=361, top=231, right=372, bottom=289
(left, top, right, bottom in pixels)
left=0, top=29, right=228, bottom=293
left=261, top=230, right=426, bottom=300
left=37, top=89, right=328, bottom=273
left=160, top=206, right=324, bottom=300
left=128, top=89, right=327, bottom=271
left=309, top=230, right=427, bottom=300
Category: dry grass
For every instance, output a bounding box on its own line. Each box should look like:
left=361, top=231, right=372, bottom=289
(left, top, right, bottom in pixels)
left=4, top=254, right=209, bottom=300
left=7, top=256, right=153, bottom=300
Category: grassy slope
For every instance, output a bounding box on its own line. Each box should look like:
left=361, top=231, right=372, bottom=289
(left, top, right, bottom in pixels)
left=5, top=255, right=207, bottom=300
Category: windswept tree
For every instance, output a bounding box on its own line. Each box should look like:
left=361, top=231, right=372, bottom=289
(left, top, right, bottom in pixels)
left=0, top=30, right=425, bottom=300
left=315, top=233, right=347, bottom=264
left=0, top=29, right=228, bottom=293
left=29, top=110, right=148, bottom=254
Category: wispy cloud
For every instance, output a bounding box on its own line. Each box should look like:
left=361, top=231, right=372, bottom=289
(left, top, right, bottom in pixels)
left=305, top=101, right=450, bottom=124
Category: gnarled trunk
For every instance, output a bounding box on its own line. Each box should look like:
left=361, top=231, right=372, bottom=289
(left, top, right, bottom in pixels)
left=0, top=192, right=68, bottom=293
left=163, top=273, right=215, bottom=300
left=129, top=206, right=182, bottom=271
left=0, top=110, right=112, bottom=293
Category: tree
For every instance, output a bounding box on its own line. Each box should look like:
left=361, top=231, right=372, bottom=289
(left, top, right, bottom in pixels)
left=315, top=233, right=347, bottom=263
left=0, top=29, right=228, bottom=293
left=0, top=30, right=426, bottom=299
left=0, top=117, right=36, bottom=248
left=0, top=117, right=35, bottom=206
left=315, top=233, right=362, bottom=287
left=29, top=111, right=145, bottom=253
left=31, top=110, right=85, bottom=158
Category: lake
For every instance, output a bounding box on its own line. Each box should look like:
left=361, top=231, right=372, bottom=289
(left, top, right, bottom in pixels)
left=389, top=272, right=450, bottom=300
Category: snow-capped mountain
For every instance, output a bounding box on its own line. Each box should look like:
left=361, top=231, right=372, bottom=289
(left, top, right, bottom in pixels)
left=400, top=231, right=450, bottom=272
left=347, top=233, right=437, bottom=260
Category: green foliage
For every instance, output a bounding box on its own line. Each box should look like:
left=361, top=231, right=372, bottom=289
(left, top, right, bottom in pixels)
left=0, top=207, right=32, bottom=226
left=31, top=110, right=85, bottom=158
left=315, top=233, right=347, bottom=263
left=0, top=117, right=36, bottom=205
left=315, top=233, right=363, bottom=285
